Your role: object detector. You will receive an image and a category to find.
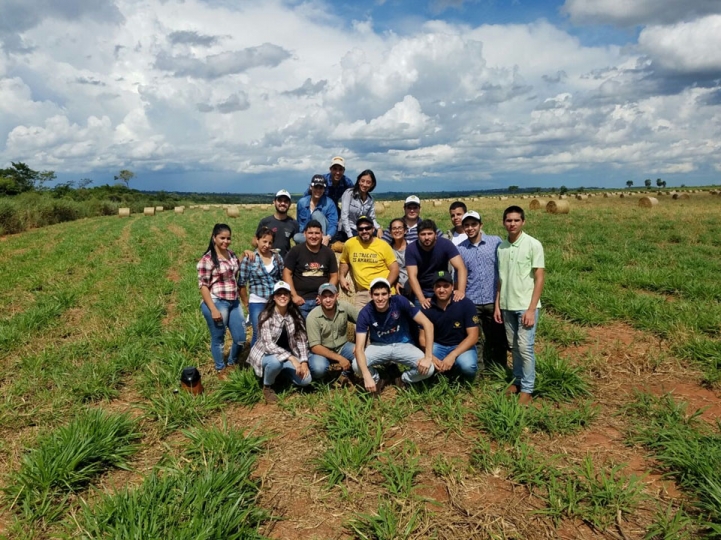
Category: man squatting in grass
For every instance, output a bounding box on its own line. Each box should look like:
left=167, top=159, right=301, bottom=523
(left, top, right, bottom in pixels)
left=406, top=219, right=467, bottom=309
left=339, top=215, right=399, bottom=309
left=252, top=189, right=299, bottom=258
left=294, top=175, right=339, bottom=246
left=419, top=271, right=479, bottom=382
left=354, top=278, right=435, bottom=394
left=494, top=206, right=545, bottom=406
left=283, top=219, right=339, bottom=319
left=457, top=211, right=508, bottom=368
left=444, top=200, right=468, bottom=246
left=306, top=283, right=359, bottom=386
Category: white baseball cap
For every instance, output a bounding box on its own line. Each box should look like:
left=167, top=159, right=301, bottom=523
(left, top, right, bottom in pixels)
left=461, top=211, right=481, bottom=223
left=273, top=281, right=292, bottom=294
left=330, top=156, right=345, bottom=168
left=275, top=189, right=292, bottom=201
left=404, top=195, right=421, bottom=206
left=369, top=277, right=391, bottom=291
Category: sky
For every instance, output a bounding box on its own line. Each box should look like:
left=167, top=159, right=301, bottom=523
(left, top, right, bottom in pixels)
left=1, top=0, right=720, bottom=194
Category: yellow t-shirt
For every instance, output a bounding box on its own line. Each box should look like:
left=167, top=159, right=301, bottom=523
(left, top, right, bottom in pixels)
left=340, top=237, right=397, bottom=291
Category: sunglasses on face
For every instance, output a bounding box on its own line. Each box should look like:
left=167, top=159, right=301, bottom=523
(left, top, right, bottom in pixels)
left=357, top=226, right=373, bottom=232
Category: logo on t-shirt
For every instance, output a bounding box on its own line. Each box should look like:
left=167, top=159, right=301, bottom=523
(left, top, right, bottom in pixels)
left=390, top=311, right=400, bottom=320
left=472, top=315, right=480, bottom=324
left=302, top=262, right=325, bottom=277
left=453, top=321, right=461, bottom=328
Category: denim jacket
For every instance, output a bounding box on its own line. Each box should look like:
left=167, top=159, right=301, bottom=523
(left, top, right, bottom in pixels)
left=295, top=194, right=338, bottom=237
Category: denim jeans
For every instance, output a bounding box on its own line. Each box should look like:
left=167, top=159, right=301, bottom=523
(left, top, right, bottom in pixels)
left=293, top=210, right=329, bottom=243
left=308, top=341, right=355, bottom=381
left=475, top=303, right=508, bottom=368
left=502, top=309, right=538, bottom=394
left=200, top=298, right=246, bottom=371
left=353, top=342, right=435, bottom=385
left=432, top=343, right=478, bottom=381
left=298, top=298, right=317, bottom=319
left=262, top=354, right=312, bottom=387
left=248, top=302, right=266, bottom=347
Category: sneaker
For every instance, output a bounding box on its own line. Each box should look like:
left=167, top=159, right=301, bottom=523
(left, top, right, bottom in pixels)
left=504, top=384, right=519, bottom=396
left=216, top=368, right=229, bottom=381
left=393, top=375, right=409, bottom=390
left=335, top=373, right=353, bottom=388
left=263, top=385, right=279, bottom=404
left=519, top=392, right=533, bottom=406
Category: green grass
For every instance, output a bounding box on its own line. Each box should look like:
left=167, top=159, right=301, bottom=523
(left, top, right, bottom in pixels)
left=346, top=500, right=422, bottom=540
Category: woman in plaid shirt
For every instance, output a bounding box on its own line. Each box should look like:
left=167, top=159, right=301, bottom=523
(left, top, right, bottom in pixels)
left=239, top=227, right=284, bottom=347
left=248, top=281, right=311, bottom=403
left=197, top=223, right=246, bottom=378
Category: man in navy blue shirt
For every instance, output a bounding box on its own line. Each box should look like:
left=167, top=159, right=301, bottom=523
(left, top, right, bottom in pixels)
left=353, top=278, right=435, bottom=395
left=304, top=156, right=354, bottom=211
left=419, top=271, right=479, bottom=382
left=457, top=211, right=507, bottom=368
left=406, top=219, right=467, bottom=309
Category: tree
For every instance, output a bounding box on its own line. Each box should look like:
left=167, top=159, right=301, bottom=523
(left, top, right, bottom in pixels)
left=559, top=185, right=568, bottom=195
left=508, top=185, right=519, bottom=193
left=0, top=162, right=55, bottom=195
left=656, top=178, right=663, bottom=187
left=626, top=180, right=633, bottom=188
left=114, top=169, right=135, bottom=188
left=644, top=179, right=651, bottom=188
left=661, top=180, right=667, bottom=188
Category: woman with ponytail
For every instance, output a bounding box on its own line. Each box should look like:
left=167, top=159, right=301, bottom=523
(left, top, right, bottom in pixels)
left=197, top=223, right=246, bottom=378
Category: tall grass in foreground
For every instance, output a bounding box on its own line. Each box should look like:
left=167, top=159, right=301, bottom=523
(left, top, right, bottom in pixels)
left=3, top=409, right=141, bottom=526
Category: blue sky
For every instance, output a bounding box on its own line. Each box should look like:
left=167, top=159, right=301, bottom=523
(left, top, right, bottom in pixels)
left=1, top=0, right=720, bottom=194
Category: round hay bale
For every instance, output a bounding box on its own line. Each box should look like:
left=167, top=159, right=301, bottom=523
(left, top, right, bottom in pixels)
left=201, top=205, right=210, bottom=211
left=546, top=200, right=570, bottom=214
left=529, top=198, right=547, bottom=210
left=638, top=196, right=658, bottom=208
left=374, top=202, right=386, bottom=215
left=118, top=207, right=131, bottom=218
left=174, top=206, right=185, bottom=214
left=383, top=201, right=391, bottom=208
left=603, top=193, right=611, bottom=198
left=500, top=196, right=509, bottom=200
left=673, top=193, right=690, bottom=200
left=432, top=200, right=442, bottom=207
left=558, top=194, right=568, bottom=199
left=575, top=194, right=588, bottom=200
left=226, top=205, right=240, bottom=217
left=155, top=206, right=164, bottom=212
left=143, top=207, right=155, bottom=216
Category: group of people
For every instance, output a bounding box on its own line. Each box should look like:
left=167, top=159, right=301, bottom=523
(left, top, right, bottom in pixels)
left=196, top=157, right=545, bottom=405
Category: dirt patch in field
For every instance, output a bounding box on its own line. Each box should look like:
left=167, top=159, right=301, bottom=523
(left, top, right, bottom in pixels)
left=167, top=223, right=187, bottom=238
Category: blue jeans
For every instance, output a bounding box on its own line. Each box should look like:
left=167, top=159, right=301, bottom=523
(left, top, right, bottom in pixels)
left=309, top=342, right=355, bottom=380
left=502, top=309, right=538, bottom=394
left=298, top=298, right=317, bottom=319
left=353, top=342, right=435, bottom=385
left=200, top=299, right=246, bottom=371
left=248, top=302, right=266, bottom=347
left=432, top=343, right=478, bottom=381
left=261, top=355, right=312, bottom=387
left=293, top=210, right=329, bottom=243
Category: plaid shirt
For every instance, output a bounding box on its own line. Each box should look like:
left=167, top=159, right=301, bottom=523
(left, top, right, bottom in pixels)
left=238, top=251, right=284, bottom=300
left=197, top=250, right=240, bottom=301
left=247, top=309, right=309, bottom=376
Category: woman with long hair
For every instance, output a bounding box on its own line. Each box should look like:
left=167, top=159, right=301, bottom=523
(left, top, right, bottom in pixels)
left=247, top=281, right=311, bottom=403
left=389, top=217, right=410, bottom=297
left=238, top=227, right=284, bottom=347
left=339, top=169, right=382, bottom=240
left=197, top=223, right=246, bottom=378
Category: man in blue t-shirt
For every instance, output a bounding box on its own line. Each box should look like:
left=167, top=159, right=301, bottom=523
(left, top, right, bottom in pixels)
left=353, top=278, right=435, bottom=395
left=406, top=219, right=468, bottom=309
left=419, top=271, right=479, bottom=382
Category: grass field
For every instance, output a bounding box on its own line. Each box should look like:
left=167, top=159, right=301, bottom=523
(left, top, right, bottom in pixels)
left=0, top=193, right=720, bottom=539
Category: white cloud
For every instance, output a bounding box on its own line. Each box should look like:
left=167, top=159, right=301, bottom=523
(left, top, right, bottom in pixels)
left=639, top=15, right=721, bottom=73
left=562, top=0, right=721, bottom=26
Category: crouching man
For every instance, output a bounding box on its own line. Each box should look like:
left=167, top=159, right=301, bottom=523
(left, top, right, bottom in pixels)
left=353, top=278, right=435, bottom=394
left=306, top=283, right=359, bottom=386
left=419, top=271, right=479, bottom=382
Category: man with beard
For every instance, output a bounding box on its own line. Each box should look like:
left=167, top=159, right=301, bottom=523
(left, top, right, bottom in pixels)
left=353, top=278, right=435, bottom=395
left=339, top=215, right=399, bottom=308
left=252, top=189, right=298, bottom=257
left=283, top=220, right=339, bottom=319
left=406, top=219, right=467, bottom=309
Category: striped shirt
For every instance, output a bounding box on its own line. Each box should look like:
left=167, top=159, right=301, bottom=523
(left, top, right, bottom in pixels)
left=457, top=234, right=502, bottom=305
left=382, top=218, right=442, bottom=245
left=196, top=250, right=240, bottom=301
left=247, top=309, right=309, bottom=376
left=238, top=251, right=284, bottom=300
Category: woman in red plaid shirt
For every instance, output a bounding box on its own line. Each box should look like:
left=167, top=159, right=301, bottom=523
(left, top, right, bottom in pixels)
left=197, top=223, right=246, bottom=379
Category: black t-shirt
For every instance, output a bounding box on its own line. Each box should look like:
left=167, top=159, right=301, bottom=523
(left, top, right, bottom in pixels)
left=256, top=215, right=299, bottom=257
left=276, top=324, right=291, bottom=353
left=283, top=244, right=338, bottom=300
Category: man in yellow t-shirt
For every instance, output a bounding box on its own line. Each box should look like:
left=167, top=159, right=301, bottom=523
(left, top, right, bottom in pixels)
left=340, top=216, right=399, bottom=308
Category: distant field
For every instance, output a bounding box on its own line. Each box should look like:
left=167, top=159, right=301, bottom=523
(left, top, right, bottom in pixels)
left=0, top=194, right=720, bottom=539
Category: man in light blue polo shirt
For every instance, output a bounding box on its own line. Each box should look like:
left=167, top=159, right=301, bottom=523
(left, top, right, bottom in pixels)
left=457, top=211, right=507, bottom=369
left=494, top=206, right=545, bottom=406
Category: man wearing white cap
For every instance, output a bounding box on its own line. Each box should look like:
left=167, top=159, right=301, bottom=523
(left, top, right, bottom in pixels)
left=381, top=195, right=441, bottom=245
left=253, top=189, right=299, bottom=257
left=353, top=277, right=435, bottom=395
left=304, top=156, right=354, bottom=210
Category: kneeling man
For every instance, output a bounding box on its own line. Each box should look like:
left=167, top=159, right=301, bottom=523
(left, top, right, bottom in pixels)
left=419, top=271, right=479, bottom=382
left=307, top=283, right=359, bottom=385
left=354, top=278, right=435, bottom=394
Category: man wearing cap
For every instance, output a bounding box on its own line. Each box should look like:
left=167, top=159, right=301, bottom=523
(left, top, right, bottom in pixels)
left=406, top=219, right=467, bottom=309
left=419, top=271, right=479, bottom=382
left=305, top=156, right=354, bottom=210
left=294, top=175, right=339, bottom=246
left=457, top=211, right=507, bottom=368
left=382, top=195, right=442, bottom=245
left=306, top=283, right=359, bottom=385
left=354, top=277, right=435, bottom=395
left=284, top=220, right=339, bottom=319
left=253, top=189, right=299, bottom=257
left=339, top=216, right=399, bottom=308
